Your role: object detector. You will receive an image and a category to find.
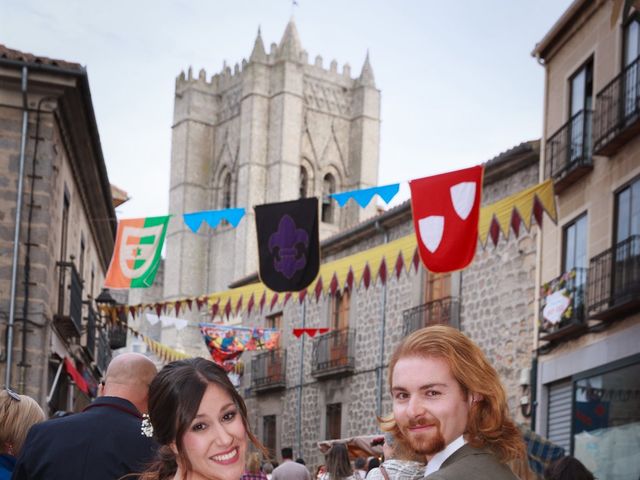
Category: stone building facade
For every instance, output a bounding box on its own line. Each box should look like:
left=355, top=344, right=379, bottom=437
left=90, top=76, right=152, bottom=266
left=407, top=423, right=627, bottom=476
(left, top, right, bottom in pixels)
left=163, top=20, right=381, bottom=303
left=532, top=1, right=640, bottom=477
left=231, top=141, right=542, bottom=467
left=0, top=45, right=117, bottom=413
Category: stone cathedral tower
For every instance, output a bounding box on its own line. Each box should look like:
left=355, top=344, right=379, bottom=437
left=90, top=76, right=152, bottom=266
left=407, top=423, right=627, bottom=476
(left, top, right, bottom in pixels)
left=164, top=20, right=380, bottom=302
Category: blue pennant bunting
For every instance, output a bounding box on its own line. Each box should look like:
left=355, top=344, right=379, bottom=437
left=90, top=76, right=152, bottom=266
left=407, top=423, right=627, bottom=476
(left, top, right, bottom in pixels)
left=330, top=183, right=400, bottom=208
left=183, top=208, right=245, bottom=232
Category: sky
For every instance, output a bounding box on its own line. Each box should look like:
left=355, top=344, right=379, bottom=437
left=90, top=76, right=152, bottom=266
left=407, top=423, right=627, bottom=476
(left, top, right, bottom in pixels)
left=2, top=0, right=574, bottom=219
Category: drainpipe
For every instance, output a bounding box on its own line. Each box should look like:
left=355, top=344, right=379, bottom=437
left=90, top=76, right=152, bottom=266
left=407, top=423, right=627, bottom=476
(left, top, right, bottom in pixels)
left=375, top=221, right=389, bottom=416
left=5, top=66, right=29, bottom=389
left=296, top=299, right=306, bottom=458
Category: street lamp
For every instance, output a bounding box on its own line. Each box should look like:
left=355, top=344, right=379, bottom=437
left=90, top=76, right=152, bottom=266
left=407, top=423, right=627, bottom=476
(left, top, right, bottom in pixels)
left=95, top=289, right=128, bottom=350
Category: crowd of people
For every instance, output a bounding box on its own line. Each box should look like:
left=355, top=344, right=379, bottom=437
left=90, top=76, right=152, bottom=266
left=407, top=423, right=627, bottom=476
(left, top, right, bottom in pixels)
left=1, top=326, right=596, bottom=480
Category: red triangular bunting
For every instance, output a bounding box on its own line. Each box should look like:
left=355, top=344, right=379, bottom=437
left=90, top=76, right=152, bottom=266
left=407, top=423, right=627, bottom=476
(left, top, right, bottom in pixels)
left=224, top=300, right=232, bottom=318
left=155, top=304, right=162, bottom=316
left=412, top=249, right=420, bottom=271
left=270, top=293, right=279, bottom=311
left=533, top=196, right=544, bottom=227
left=284, top=292, right=292, bottom=306
left=129, top=306, right=137, bottom=319
left=174, top=301, right=181, bottom=318
left=345, top=269, right=354, bottom=291
left=211, top=302, right=219, bottom=318
left=362, top=264, right=371, bottom=289
left=329, top=274, right=339, bottom=295
left=298, top=289, right=307, bottom=303
left=378, top=259, right=387, bottom=285
left=315, top=278, right=324, bottom=301
left=259, top=292, right=266, bottom=313
left=186, top=298, right=193, bottom=311
left=318, top=328, right=330, bottom=334
left=235, top=296, right=243, bottom=314
left=511, top=209, right=522, bottom=238
left=196, top=297, right=205, bottom=310
left=395, top=253, right=404, bottom=279
left=247, top=294, right=255, bottom=315
left=489, top=216, right=501, bottom=247
left=306, top=328, right=318, bottom=337
left=293, top=328, right=304, bottom=338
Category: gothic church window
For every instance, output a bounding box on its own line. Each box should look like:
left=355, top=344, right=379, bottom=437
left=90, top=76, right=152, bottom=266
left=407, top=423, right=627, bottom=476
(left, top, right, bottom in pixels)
left=222, top=172, right=232, bottom=209
left=300, top=166, right=308, bottom=199
left=322, top=173, right=336, bottom=223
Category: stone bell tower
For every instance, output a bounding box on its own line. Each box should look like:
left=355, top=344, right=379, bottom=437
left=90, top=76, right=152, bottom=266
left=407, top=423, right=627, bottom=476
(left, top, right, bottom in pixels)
left=163, top=19, right=381, bottom=302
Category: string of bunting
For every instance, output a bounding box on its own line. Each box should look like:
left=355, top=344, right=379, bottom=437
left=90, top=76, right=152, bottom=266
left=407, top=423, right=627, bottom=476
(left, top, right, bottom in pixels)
left=109, top=179, right=556, bottom=319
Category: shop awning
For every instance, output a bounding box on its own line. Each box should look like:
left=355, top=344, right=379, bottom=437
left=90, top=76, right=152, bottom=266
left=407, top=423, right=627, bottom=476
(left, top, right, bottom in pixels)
left=64, top=357, right=89, bottom=395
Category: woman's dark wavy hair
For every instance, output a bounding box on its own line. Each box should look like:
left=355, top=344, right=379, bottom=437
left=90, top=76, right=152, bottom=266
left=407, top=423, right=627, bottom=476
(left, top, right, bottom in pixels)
left=139, top=358, right=264, bottom=480
left=325, top=443, right=353, bottom=480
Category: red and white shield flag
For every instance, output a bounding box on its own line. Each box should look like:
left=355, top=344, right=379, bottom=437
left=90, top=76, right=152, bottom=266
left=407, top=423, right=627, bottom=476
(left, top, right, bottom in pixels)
left=409, top=165, right=483, bottom=273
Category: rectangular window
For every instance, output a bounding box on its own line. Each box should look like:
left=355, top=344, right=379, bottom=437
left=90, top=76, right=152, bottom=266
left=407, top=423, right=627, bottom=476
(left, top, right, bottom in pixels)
left=569, top=59, right=594, bottom=161
left=613, top=178, right=640, bottom=297
left=615, top=177, right=640, bottom=243
left=573, top=359, right=640, bottom=479
left=265, top=312, right=282, bottom=331
left=424, top=272, right=451, bottom=302
left=623, top=16, right=640, bottom=118
left=263, top=415, right=277, bottom=461
left=331, top=290, right=350, bottom=331
left=326, top=403, right=342, bottom=440
left=563, top=213, right=588, bottom=287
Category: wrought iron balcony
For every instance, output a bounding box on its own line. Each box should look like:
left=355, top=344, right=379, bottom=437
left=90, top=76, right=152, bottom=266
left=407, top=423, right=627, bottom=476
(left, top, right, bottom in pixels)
left=539, top=268, right=588, bottom=342
left=545, top=110, right=593, bottom=193
left=593, top=56, right=640, bottom=156
left=251, top=349, right=286, bottom=393
left=96, top=329, right=111, bottom=376
left=53, top=261, right=83, bottom=338
left=84, top=304, right=97, bottom=360
left=587, top=235, right=640, bottom=319
left=311, top=328, right=355, bottom=379
left=402, top=296, right=460, bottom=336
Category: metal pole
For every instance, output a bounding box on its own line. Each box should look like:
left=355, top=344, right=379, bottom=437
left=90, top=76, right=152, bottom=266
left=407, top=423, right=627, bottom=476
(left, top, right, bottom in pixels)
left=5, top=66, right=29, bottom=389
left=296, top=299, right=306, bottom=458
left=376, top=224, right=389, bottom=416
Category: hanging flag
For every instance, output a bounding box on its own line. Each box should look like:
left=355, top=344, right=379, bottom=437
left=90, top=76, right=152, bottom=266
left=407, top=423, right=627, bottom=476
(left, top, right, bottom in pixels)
left=104, top=216, right=170, bottom=288
left=199, top=323, right=281, bottom=367
left=255, top=197, right=320, bottom=292
left=410, top=165, right=483, bottom=273
left=331, top=183, right=400, bottom=208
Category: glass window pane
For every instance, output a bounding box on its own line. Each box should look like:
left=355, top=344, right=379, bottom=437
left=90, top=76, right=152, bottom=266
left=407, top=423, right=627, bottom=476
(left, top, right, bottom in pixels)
left=631, top=180, right=640, bottom=237
left=575, top=215, right=588, bottom=269
left=571, top=69, right=586, bottom=115
left=573, top=362, right=640, bottom=480
left=564, top=223, right=577, bottom=272
left=625, top=20, right=639, bottom=66
left=617, top=187, right=631, bottom=242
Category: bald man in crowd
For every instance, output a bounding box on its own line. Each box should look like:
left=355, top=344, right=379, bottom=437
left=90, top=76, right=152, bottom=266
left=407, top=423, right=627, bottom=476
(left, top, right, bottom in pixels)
left=13, top=353, right=158, bottom=480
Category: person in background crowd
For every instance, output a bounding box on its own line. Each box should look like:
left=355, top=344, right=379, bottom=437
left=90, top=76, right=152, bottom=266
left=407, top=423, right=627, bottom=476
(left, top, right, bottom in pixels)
left=242, top=452, right=268, bottom=480
left=316, top=465, right=327, bottom=480
left=0, top=389, right=44, bottom=480
left=321, top=443, right=357, bottom=480
left=272, top=448, right=310, bottom=480
left=263, top=462, right=274, bottom=480
left=388, top=325, right=525, bottom=479
left=138, top=357, right=265, bottom=480
left=13, top=353, right=158, bottom=480
left=544, top=456, right=594, bottom=480
left=296, top=458, right=306, bottom=465
left=353, top=457, right=367, bottom=480
left=366, top=458, right=380, bottom=474
left=366, top=432, right=425, bottom=480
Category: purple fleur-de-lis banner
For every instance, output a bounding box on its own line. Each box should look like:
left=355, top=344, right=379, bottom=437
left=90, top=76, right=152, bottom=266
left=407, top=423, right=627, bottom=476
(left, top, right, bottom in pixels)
left=330, top=183, right=400, bottom=208
left=183, top=208, right=245, bottom=232
left=254, top=197, right=320, bottom=292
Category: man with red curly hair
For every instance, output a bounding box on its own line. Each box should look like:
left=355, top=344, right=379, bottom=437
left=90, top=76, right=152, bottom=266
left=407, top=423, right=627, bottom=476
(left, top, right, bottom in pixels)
left=388, top=325, right=524, bottom=479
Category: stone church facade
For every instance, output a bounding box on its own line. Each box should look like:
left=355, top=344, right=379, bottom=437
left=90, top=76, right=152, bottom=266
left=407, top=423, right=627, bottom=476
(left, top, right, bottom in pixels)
left=163, top=20, right=380, bottom=302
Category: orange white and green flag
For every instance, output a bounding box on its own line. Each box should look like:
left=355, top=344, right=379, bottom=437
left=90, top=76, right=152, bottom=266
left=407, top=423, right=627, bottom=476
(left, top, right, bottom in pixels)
left=104, top=215, right=170, bottom=289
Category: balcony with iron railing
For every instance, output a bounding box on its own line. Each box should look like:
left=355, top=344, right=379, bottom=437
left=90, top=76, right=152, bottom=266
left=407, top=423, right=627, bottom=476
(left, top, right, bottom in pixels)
left=311, top=328, right=355, bottom=379
left=587, top=235, right=640, bottom=320
left=593, top=56, right=640, bottom=156
left=251, top=349, right=286, bottom=393
left=402, top=296, right=460, bottom=336
left=53, top=261, right=83, bottom=339
left=539, top=267, right=588, bottom=342
left=84, top=303, right=97, bottom=360
left=96, top=329, right=111, bottom=376
left=545, top=109, right=593, bottom=193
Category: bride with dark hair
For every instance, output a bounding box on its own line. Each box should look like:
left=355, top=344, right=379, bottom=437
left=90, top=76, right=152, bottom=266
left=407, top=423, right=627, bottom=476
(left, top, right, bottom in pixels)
left=139, top=358, right=265, bottom=480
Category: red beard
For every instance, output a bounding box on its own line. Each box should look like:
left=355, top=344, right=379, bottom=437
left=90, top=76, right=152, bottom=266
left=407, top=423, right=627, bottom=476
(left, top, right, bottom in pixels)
left=400, top=417, right=446, bottom=456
